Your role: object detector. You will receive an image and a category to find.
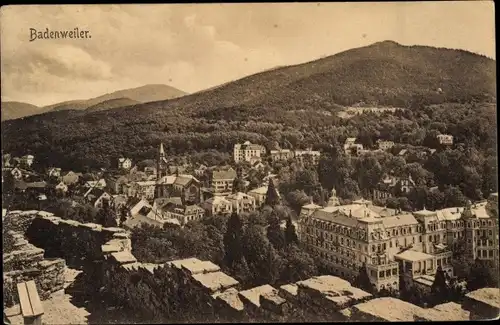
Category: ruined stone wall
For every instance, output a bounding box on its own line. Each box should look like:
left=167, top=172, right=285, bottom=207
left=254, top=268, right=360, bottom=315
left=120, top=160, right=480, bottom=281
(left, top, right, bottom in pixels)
left=3, top=211, right=67, bottom=307
left=5, top=210, right=498, bottom=322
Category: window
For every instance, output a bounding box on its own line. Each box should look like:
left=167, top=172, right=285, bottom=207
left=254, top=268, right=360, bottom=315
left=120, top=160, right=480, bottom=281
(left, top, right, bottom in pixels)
left=390, top=241, right=393, bottom=248
left=379, top=271, right=385, bottom=279
left=419, top=235, right=422, bottom=242
left=489, top=250, right=493, bottom=258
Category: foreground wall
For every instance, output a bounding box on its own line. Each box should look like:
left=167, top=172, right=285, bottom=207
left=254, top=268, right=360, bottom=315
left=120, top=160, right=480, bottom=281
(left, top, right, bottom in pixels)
left=5, top=210, right=499, bottom=322
left=3, top=211, right=66, bottom=306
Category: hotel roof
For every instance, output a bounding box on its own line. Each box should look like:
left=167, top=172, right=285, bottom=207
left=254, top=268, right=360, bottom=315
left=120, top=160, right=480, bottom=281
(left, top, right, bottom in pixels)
left=395, top=250, right=434, bottom=262
left=382, top=214, right=419, bottom=228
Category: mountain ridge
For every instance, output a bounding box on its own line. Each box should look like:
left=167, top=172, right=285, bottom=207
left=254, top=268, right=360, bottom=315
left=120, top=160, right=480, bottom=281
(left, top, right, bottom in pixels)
left=1, top=84, right=187, bottom=121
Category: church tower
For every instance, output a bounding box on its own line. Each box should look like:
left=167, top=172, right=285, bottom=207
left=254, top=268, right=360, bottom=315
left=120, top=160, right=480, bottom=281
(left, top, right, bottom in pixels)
left=157, top=143, right=168, bottom=180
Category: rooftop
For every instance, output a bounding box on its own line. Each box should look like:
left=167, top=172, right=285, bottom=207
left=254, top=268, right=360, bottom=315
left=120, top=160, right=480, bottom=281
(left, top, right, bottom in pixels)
left=352, top=297, right=425, bottom=321
left=395, top=250, right=435, bottom=262
left=414, top=302, right=470, bottom=321
left=465, top=288, right=500, bottom=309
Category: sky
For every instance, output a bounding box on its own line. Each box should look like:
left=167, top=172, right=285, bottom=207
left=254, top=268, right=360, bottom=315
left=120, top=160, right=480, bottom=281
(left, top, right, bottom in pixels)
left=0, top=2, right=496, bottom=106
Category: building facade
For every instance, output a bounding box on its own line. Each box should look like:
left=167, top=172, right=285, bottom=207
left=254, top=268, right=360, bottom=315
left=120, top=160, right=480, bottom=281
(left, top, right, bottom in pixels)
left=211, top=168, right=237, bottom=196
left=297, top=196, right=498, bottom=292
left=233, top=141, right=266, bottom=163
left=437, top=134, right=454, bottom=146
left=226, top=192, right=257, bottom=215
left=294, top=149, right=321, bottom=165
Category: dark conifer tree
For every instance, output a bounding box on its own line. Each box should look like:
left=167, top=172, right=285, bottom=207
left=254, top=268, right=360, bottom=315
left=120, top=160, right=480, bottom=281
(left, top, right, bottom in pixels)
left=265, top=178, right=280, bottom=206
left=223, top=211, right=244, bottom=267
left=285, top=216, right=298, bottom=245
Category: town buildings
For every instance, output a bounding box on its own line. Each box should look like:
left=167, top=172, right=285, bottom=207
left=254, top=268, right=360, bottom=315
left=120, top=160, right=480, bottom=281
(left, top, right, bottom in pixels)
left=297, top=195, right=499, bottom=292
left=437, top=134, right=454, bottom=146
left=270, top=149, right=294, bottom=162
left=294, top=149, right=321, bottom=165
left=233, top=141, right=266, bottom=163
left=372, top=175, right=416, bottom=201
left=211, top=168, right=237, bottom=196
left=226, top=192, right=257, bottom=215
left=118, top=157, right=133, bottom=170
left=344, top=138, right=364, bottom=156
left=47, top=167, right=62, bottom=178
left=202, top=196, right=233, bottom=217
left=84, top=188, right=113, bottom=209
left=156, top=174, right=202, bottom=203
left=20, top=154, right=34, bottom=168
left=248, top=183, right=280, bottom=207
left=376, top=140, right=395, bottom=151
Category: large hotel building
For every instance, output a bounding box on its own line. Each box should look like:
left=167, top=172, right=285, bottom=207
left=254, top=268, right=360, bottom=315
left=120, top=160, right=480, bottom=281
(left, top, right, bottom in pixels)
left=297, top=193, right=498, bottom=292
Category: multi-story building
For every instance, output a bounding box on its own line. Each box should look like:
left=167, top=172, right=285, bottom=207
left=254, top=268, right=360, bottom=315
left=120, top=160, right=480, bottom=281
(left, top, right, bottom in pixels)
left=376, top=140, right=395, bottom=151
left=164, top=204, right=205, bottom=225
left=297, top=196, right=498, bottom=293
left=156, top=174, right=202, bottom=204
left=202, top=196, right=233, bottom=217
left=294, top=149, right=321, bottom=165
left=372, top=175, right=415, bottom=200
left=118, top=157, right=133, bottom=170
left=128, top=180, right=156, bottom=200
left=344, top=138, right=364, bottom=156
left=211, top=168, right=237, bottom=196
left=226, top=192, right=256, bottom=215
left=248, top=184, right=281, bottom=207
left=233, top=141, right=266, bottom=163
left=437, top=134, right=454, bottom=146
left=269, top=149, right=294, bottom=162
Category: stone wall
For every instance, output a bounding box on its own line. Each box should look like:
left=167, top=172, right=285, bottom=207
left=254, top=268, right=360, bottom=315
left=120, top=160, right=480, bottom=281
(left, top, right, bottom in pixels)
left=3, top=211, right=67, bottom=307
left=5, top=210, right=499, bottom=322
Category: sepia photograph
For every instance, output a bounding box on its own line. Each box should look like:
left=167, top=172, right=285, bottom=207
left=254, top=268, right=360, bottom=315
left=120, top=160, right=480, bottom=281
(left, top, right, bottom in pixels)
left=1, top=2, right=498, bottom=323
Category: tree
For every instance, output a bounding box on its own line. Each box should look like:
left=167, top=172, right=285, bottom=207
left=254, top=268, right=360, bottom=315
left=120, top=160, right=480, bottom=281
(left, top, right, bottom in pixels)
left=223, top=211, right=244, bottom=268
left=281, top=244, right=318, bottom=283
left=284, top=216, right=298, bottom=245
left=285, top=190, right=311, bottom=215
left=267, top=213, right=285, bottom=250
left=353, top=263, right=374, bottom=293
left=96, top=202, right=117, bottom=227
left=467, top=258, right=499, bottom=291
left=430, top=266, right=450, bottom=305
left=264, top=179, right=280, bottom=206
left=232, top=177, right=246, bottom=193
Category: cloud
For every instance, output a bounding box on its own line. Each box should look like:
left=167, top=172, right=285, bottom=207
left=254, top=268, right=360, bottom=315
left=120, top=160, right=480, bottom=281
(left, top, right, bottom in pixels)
left=0, top=3, right=495, bottom=106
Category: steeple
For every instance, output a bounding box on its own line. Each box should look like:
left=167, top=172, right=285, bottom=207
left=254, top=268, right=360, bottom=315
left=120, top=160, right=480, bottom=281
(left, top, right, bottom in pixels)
left=160, top=143, right=165, bottom=157
left=157, top=143, right=168, bottom=180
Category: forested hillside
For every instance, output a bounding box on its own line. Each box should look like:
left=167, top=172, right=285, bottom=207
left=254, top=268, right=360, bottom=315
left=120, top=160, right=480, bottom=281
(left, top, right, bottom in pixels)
left=1, top=41, right=496, bottom=203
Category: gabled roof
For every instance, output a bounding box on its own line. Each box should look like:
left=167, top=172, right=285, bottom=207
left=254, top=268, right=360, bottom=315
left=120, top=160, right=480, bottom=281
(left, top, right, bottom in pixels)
left=174, top=175, right=199, bottom=186
left=212, top=169, right=237, bottom=180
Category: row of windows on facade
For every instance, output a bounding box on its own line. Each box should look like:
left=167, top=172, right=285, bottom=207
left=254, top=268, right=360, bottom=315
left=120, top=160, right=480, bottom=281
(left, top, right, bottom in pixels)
left=476, top=249, right=496, bottom=258
left=306, top=223, right=495, bottom=247
left=310, top=245, right=398, bottom=280
left=308, top=217, right=496, bottom=237
left=305, top=228, right=435, bottom=250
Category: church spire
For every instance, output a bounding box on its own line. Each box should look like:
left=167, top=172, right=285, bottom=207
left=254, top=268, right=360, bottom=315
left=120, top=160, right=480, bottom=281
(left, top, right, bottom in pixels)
left=160, top=143, right=165, bottom=157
